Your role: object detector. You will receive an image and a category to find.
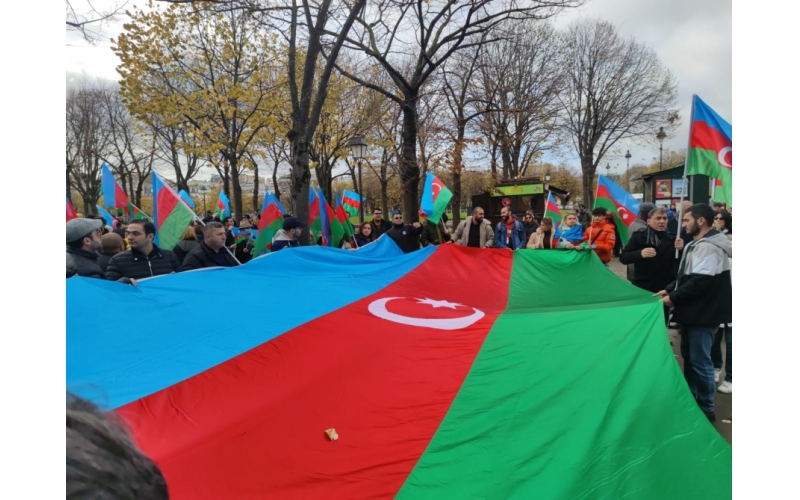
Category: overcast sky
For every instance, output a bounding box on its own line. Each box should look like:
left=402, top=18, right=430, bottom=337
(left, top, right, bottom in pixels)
left=66, top=0, right=731, bottom=177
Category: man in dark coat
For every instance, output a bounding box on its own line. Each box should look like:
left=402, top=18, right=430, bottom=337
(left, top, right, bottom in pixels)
left=386, top=212, right=423, bottom=253
left=66, top=218, right=105, bottom=279
left=105, top=220, right=181, bottom=283
left=369, top=208, right=393, bottom=238
left=182, top=221, right=240, bottom=270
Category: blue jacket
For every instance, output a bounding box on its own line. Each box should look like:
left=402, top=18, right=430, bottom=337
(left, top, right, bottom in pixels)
left=495, top=217, right=527, bottom=250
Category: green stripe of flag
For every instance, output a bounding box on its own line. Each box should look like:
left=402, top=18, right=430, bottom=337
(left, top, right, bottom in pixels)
left=397, top=250, right=731, bottom=499
left=688, top=148, right=732, bottom=205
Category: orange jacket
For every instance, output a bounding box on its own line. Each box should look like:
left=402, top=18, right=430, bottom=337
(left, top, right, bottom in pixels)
left=582, top=221, right=616, bottom=263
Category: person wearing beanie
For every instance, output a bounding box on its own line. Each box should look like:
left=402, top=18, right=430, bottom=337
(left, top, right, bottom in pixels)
left=66, top=218, right=105, bottom=279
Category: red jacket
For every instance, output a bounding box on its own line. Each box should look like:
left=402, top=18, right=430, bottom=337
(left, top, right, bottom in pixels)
left=582, top=221, right=616, bottom=263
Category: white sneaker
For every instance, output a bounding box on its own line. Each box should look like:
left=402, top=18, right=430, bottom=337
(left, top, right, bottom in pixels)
left=714, top=368, right=721, bottom=381
left=718, top=381, right=732, bottom=394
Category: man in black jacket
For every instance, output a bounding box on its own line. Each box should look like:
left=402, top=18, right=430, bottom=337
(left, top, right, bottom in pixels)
left=620, top=207, right=683, bottom=324
left=182, top=221, right=240, bottom=270
left=66, top=218, right=105, bottom=279
left=106, top=220, right=181, bottom=283
left=657, top=204, right=732, bottom=422
left=369, top=208, right=393, bottom=238
left=386, top=212, right=423, bottom=253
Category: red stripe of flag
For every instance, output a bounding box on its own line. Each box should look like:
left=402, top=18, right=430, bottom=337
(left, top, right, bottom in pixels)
left=116, top=247, right=514, bottom=499
left=690, top=121, right=731, bottom=152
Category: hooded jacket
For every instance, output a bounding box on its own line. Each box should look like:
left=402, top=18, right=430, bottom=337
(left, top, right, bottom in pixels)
left=665, top=229, right=732, bottom=325
left=451, top=217, right=495, bottom=248
left=619, top=227, right=680, bottom=293
left=271, top=230, right=300, bottom=252
left=581, top=220, right=616, bottom=263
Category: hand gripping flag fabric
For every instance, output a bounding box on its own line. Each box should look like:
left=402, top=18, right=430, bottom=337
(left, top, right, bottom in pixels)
left=687, top=95, right=732, bottom=206
left=67, top=241, right=731, bottom=500
left=101, top=163, right=130, bottom=212
left=216, top=191, right=231, bottom=220
left=420, top=172, right=453, bottom=224
left=66, top=197, right=78, bottom=222
left=151, top=172, right=195, bottom=250
left=594, top=175, right=641, bottom=246
left=253, top=191, right=285, bottom=255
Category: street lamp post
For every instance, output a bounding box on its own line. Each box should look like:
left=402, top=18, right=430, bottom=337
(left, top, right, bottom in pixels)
left=656, top=127, right=667, bottom=171
left=544, top=169, right=551, bottom=191
left=348, top=135, right=368, bottom=224
left=624, top=150, right=632, bottom=190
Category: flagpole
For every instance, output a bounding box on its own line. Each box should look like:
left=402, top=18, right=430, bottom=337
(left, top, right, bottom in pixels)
left=676, top=94, right=697, bottom=258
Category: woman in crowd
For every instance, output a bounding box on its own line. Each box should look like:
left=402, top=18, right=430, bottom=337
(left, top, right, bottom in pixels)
left=354, top=221, right=375, bottom=247
left=527, top=217, right=555, bottom=249
left=173, top=226, right=200, bottom=264
left=554, top=213, right=583, bottom=248
left=714, top=209, right=732, bottom=236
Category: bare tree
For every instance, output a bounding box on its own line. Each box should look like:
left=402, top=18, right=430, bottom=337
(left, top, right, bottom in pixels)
left=476, top=21, right=564, bottom=180
left=100, top=90, right=157, bottom=207
left=66, top=0, right=129, bottom=44
left=328, top=0, right=583, bottom=220
left=66, top=86, right=112, bottom=214
left=558, top=19, right=680, bottom=206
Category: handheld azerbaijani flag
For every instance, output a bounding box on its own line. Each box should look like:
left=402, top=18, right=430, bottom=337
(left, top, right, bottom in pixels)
left=96, top=205, right=115, bottom=228
left=216, top=191, right=231, bottom=220
left=179, top=189, right=196, bottom=210
left=151, top=172, right=195, bottom=249
left=342, top=189, right=362, bottom=217
left=594, top=175, right=640, bottom=246
left=686, top=95, right=732, bottom=206
left=420, top=172, right=453, bottom=224
left=543, top=192, right=563, bottom=233
left=253, top=191, right=285, bottom=256
left=66, top=197, right=78, bottom=222
left=101, top=163, right=130, bottom=213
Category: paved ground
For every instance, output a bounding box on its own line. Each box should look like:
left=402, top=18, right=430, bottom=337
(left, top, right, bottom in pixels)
left=607, top=258, right=732, bottom=445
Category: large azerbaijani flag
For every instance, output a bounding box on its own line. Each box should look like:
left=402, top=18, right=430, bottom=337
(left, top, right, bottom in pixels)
left=67, top=242, right=730, bottom=499
left=101, top=163, right=130, bottom=213
left=420, top=172, right=453, bottom=224
left=595, top=175, right=641, bottom=246
left=151, top=172, right=195, bottom=249
left=687, top=95, right=732, bottom=206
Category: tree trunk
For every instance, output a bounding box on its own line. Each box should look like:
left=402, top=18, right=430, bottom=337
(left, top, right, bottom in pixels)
left=290, top=130, right=311, bottom=244
left=490, top=143, right=498, bottom=179
left=272, top=157, right=281, bottom=200
left=399, top=96, right=420, bottom=221
left=66, top=164, right=72, bottom=199
left=253, top=161, right=260, bottom=213
left=230, top=157, right=243, bottom=222
left=581, top=156, right=596, bottom=207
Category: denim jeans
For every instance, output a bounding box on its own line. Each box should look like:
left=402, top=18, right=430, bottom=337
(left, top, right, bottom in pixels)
left=680, top=324, right=717, bottom=413
left=711, top=325, right=732, bottom=383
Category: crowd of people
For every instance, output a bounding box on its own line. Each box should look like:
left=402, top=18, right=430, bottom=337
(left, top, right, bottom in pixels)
left=67, top=199, right=731, bottom=421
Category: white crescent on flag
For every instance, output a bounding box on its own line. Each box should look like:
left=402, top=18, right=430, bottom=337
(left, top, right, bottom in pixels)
left=617, top=206, right=632, bottom=224
left=717, top=147, right=732, bottom=169
left=368, top=297, right=485, bottom=330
